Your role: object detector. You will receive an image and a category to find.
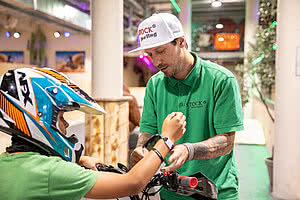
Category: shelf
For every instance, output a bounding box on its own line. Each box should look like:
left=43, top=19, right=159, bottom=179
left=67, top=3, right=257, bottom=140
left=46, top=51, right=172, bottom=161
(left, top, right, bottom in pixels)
left=197, top=52, right=244, bottom=60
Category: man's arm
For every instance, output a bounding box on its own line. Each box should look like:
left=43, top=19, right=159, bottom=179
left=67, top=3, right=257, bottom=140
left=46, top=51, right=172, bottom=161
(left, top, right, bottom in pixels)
left=130, top=132, right=152, bottom=167
left=162, top=132, right=235, bottom=172
left=189, top=131, right=235, bottom=160
left=135, top=132, right=153, bottom=147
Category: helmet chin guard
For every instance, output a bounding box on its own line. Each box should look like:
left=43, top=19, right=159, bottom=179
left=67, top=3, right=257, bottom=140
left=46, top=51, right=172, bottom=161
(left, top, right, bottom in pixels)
left=0, top=67, right=105, bottom=162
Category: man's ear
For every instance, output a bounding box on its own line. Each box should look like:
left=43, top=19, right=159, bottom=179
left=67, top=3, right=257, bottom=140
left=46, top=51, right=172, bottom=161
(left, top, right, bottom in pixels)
left=178, top=37, right=185, bottom=47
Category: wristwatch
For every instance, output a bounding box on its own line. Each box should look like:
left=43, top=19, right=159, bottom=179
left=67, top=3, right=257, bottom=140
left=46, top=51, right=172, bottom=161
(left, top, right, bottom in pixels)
left=143, top=134, right=174, bottom=151
left=161, top=135, right=174, bottom=150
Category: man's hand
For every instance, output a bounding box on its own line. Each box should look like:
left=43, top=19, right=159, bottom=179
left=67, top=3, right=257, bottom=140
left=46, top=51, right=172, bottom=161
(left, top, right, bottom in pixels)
left=161, top=144, right=189, bottom=172
left=130, top=146, right=149, bottom=167
left=130, top=112, right=186, bottom=168
left=79, top=156, right=102, bottom=171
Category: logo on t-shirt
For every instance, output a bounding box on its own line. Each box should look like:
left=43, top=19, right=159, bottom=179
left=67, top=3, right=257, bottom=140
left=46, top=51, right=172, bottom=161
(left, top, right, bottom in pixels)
left=179, top=100, right=207, bottom=109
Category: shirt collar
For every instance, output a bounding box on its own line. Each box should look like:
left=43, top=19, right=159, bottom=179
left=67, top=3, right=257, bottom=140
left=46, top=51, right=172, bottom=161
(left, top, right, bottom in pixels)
left=168, top=52, right=201, bottom=87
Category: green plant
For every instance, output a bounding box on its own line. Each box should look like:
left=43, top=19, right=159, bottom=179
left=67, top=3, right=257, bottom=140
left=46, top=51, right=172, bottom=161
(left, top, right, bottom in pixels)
left=235, top=63, right=250, bottom=107
left=235, top=0, right=277, bottom=122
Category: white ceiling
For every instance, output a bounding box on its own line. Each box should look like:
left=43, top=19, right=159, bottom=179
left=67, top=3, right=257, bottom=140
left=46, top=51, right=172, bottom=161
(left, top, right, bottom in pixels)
left=0, top=0, right=245, bottom=34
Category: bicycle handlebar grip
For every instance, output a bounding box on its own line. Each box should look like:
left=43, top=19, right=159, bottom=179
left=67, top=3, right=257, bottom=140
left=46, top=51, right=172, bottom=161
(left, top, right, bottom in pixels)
left=179, top=176, right=198, bottom=189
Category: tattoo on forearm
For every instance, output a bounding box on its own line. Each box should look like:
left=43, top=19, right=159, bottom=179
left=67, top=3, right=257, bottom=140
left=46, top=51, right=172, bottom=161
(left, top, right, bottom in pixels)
left=136, top=132, right=153, bottom=147
left=191, top=132, right=235, bottom=160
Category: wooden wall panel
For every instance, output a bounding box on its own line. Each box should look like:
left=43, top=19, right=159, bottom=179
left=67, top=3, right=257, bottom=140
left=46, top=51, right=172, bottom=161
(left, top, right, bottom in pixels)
left=85, top=98, right=131, bottom=167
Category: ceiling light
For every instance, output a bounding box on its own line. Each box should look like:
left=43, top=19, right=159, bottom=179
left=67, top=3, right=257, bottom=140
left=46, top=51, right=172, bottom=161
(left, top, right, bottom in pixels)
left=64, top=32, right=70, bottom=38
left=216, top=24, right=224, bottom=29
left=13, top=32, right=20, bottom=38
left=5, top=31, right=11, bottom=38
left=212, top=0, right=222, bottom=7
left=64, top=32, right=71, bottom=38
left=218, top=37, right=224, bottom=42
left=54, top=31, right=61, bottom=38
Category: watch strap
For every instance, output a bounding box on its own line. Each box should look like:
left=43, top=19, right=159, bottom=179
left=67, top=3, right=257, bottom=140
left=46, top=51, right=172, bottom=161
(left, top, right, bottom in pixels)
left=162, top=136, right=174, bottom=150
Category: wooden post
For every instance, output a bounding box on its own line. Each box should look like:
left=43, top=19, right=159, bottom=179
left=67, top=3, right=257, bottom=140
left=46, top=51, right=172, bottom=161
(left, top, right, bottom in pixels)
left=85, top=97, right=132, bottom=167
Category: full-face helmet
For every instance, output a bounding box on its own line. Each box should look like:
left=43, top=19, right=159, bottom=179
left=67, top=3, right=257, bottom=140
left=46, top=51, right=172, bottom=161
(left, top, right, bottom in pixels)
left=0, top=67, right=105, bottom=162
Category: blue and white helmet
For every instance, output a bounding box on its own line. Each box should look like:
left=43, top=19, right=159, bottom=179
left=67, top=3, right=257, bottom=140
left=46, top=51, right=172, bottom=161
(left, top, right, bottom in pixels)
left=0, top=67, right=105, bottom=162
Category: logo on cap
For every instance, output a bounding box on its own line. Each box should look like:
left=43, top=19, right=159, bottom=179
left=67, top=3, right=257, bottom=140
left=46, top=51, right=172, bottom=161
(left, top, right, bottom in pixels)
left=139, top=27, right=152, bottom=35
left=139, top=24, right=158, bottom=41
left=138, top=24, right=156, bottom=35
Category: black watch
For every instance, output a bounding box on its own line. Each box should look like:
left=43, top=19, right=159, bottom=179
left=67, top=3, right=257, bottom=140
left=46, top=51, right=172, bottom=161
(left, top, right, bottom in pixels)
left=143, top=134, right=174, bottom=151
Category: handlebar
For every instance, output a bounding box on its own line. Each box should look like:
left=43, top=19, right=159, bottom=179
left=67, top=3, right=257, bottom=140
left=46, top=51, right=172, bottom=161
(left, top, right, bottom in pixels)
left=96, top=163, right=217, bottom=200
left=178, top=175, right=198, bottom=189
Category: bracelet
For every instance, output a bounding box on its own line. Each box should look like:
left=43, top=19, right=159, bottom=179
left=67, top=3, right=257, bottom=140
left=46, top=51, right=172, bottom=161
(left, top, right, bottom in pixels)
left=152, top=148, right=164, bottom=163
left=183, top=143, right=194, bottom=161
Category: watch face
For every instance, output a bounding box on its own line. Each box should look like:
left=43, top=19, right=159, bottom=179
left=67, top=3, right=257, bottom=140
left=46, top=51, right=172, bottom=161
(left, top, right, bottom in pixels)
left=143, top=134, right=161, bottom=151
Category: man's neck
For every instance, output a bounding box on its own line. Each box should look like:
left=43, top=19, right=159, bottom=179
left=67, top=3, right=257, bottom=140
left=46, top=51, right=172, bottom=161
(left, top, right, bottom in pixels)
left=174, top=52, right=195, bottom=80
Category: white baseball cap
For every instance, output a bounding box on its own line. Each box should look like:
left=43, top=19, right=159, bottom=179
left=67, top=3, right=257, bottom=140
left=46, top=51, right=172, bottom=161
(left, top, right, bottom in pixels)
left=128, top=13, right=184, bottom=53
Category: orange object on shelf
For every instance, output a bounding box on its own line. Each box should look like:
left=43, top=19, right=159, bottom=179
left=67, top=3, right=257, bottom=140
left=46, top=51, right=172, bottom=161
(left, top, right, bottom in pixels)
left=214, top=33, right=240, bottom=50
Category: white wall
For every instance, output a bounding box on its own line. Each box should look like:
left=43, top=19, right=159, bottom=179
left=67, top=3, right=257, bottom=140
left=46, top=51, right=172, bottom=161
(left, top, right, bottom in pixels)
left=46, top=28, right=92, bottom=93
left=0, top=32, right=31, bottom=64
left=273, top=0, right=300, bottom=198
left=0, top=27, right=92, bottom=94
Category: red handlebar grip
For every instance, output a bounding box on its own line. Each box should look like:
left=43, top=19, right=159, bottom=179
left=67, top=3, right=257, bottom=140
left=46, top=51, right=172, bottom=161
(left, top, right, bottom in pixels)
left=179, top=176, right=198, bottom=189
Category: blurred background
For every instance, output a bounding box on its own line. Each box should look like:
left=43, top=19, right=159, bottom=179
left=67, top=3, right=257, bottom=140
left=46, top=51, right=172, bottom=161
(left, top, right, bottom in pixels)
left=0, top=0, right=299, bottom=199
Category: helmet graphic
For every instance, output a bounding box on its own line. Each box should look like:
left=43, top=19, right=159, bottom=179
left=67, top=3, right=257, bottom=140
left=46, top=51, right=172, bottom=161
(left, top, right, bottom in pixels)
left=0, top=67, right=105, bottom=162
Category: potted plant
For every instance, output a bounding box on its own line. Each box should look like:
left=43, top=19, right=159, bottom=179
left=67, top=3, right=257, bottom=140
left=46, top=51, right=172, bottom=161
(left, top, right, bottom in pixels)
left=235, top=0, right=277, bottom=191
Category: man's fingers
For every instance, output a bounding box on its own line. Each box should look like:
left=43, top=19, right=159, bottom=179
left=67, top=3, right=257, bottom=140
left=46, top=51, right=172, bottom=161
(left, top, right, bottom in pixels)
left=131, top=155, right=141, bottom=163
left=176, top=157, right=185, bottom=167
left=130, top=147, right=148, bottom=164
left=132, top=152, right=144, bottom=161
left=162, top=158, right=184, bottom=172
left=167, top=152, right=182, bottom=168
left=162, top=164, right=175, bottom=172
left=168, top=152, right=176, bottom=163
left=130, top=152, right=144, bottom=167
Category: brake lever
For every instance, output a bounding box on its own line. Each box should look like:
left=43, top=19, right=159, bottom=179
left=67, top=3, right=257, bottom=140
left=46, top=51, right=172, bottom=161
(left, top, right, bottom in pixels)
left=96, top=163, right=125, bottom=174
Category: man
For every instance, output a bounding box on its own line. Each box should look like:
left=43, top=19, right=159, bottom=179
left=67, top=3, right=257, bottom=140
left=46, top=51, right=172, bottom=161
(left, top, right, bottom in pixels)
left=129, top=13, right=244, bottom=200
left=0, top=67, right=186, bottom=199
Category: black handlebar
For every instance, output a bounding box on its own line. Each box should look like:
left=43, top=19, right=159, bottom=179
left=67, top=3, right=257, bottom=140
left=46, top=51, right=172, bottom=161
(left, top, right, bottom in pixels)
left=96, top=163, right=217, bottom=200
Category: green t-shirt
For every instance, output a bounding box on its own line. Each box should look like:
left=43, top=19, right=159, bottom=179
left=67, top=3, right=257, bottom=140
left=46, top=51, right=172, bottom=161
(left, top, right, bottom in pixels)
left=0, top=152, right=99, bottom=200
left=140, top=52, right=243, bottom=200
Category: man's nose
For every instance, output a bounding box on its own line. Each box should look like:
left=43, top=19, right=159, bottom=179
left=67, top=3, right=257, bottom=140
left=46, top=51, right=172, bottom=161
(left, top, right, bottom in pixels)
left=152, top=56, right=162, bottom=67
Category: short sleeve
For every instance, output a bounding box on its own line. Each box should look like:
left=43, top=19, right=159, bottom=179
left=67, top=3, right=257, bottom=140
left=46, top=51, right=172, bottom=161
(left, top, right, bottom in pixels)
left=48, top=159, right=99, bottom=200
left=213, top=77, right=244, bottom=133
left=140, top=78, right=158, bottom=134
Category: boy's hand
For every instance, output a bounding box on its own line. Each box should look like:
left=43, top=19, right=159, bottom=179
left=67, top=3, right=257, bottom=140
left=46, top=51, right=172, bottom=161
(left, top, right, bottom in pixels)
left=161, top=112, right=186, bottom=143
left=79, top=156, right=102, bottom=171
